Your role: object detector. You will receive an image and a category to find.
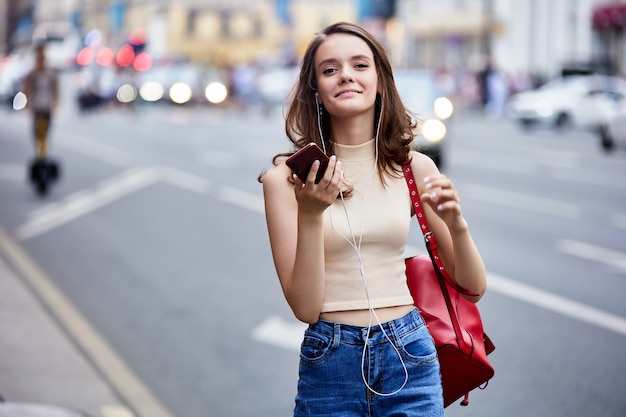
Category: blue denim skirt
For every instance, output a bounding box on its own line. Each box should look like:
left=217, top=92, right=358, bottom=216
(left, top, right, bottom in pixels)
left=294, top=308, right=444, bottom=417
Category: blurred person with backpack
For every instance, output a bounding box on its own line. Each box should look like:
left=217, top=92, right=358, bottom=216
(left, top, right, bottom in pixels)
left=22, top=43, right=61, bottom=196
left=22, top=43, right=60, bottom=158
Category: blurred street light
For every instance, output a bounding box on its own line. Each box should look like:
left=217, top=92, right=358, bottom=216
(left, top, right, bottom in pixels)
left=205, top=82, right=228, bottom=104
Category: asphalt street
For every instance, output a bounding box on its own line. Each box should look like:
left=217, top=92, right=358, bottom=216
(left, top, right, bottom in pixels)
left=0, top=91, right=625, bottom=417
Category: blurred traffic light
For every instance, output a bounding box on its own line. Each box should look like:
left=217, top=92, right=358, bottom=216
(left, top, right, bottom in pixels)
left=128, top=28, right=146, bottom=54
left=116, top=44, right=135, bottom=67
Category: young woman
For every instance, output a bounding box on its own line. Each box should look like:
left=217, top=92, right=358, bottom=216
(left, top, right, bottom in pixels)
left=260, top=22, right=487, bottom=416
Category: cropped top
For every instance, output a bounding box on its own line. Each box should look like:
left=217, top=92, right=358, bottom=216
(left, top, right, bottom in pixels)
left=321, top=139, right=414, bottom=312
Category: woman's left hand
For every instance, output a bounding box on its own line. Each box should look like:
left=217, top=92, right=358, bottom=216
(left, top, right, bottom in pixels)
left=421, top=174, right=468, bottom=232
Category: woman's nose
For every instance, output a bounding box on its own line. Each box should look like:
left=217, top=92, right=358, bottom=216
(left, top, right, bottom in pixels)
left=340, top=67, right=354, bottom=83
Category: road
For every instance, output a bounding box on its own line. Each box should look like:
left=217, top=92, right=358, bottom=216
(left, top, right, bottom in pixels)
left=0, top=96, right=625, bottom=417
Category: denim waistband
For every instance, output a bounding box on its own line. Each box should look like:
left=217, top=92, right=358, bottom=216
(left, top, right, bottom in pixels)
left=308, top=308, right=424, bottom=345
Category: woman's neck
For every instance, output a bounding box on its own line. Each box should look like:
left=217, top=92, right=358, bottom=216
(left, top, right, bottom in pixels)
left=329, top=111, right=375, bottom=146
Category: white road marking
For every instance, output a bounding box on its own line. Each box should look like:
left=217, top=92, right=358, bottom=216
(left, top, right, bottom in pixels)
left=199, top=150, right=239, bottom=169
left=252, top=271, right=626, bottom=353
left=17, top=167, right=161, bottom=240
left=463, top=184, right=581, bottom=219
left=558, top=239, right=626, bottom=272
left=487, top=272, right=626, bottom=336
left=162, top=167, right=211, bottom=194
left=60, top=134, right=134, bottom=167
left=252, top=315, right=307, bottom=351
left=0, top=227, right=174, bottom=417
left=18, top=166, right=215, bottom=240
left=0, top=163, right=25, bottom=181
left=28, top=188, right=93, bottom=219
left=217, top=186, right=265, bottom=213
left=101, top=406, right=136, bottom=417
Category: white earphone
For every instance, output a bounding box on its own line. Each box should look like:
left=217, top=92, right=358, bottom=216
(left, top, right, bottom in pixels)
left=315, top=96, right=408, bottom=396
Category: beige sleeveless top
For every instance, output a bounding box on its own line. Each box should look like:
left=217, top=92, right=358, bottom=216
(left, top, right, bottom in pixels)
left=321, top=139, right=414, bottom=312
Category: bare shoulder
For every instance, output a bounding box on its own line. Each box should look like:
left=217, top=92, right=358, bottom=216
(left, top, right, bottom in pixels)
left=262, top=162, right=297, bottom=221
left=261, top=162, right=293, bottom=195
left=409, top=150, right=440, bottom=181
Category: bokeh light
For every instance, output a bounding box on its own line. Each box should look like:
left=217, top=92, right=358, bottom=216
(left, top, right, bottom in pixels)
left=434, top=97, right=454, bottom=120
left=128, top=28, right=147, bottom=46
left=133, top=52, right=153, bottom=72
left=139, top=81, right=165, bottom=102
left=116, top=44, right=135, bottom=67
left=205, top=82, right=228, bottom=104
left=84, top=29, right=103, bottom=48
left=13, top=91, right=27, bottom=110
left=420, top=119, right=446, bottom=142
left=169, top=82, right=192, bottom=104
left=117, top=84, right=138, bottom=103
left=96, top=48, right=114, bottom=66
left=76, top=47, right=95, bottom=66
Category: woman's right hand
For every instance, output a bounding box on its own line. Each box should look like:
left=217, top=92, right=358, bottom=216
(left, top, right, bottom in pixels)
left=293, top=155, right=343, bottom=215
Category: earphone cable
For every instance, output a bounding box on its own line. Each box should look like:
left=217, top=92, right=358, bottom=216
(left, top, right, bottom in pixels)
left=316, top=96, right=408, bottom=396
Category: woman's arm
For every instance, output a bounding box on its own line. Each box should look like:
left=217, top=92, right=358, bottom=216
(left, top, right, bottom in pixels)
left=410, top=151, right=487, bottom=301
left=262, top=156, right=342, bottom=322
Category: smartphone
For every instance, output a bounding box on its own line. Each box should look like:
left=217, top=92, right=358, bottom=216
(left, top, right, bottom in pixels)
left=285, top=142, right=330, bottom=183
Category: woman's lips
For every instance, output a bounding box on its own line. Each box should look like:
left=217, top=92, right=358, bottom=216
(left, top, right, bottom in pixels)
left=335, top=89, right=361, bottom=97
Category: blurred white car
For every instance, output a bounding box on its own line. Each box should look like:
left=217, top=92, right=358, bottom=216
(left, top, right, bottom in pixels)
left=507, top=75, right=626, bottom=131
left=394, top=69, right=454, bottom=168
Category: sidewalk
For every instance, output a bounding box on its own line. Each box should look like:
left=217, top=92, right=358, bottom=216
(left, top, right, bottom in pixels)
left=0, top=255, right=129, bottom=417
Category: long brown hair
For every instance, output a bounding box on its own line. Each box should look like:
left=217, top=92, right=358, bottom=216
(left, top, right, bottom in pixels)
left=259, top=21, right=416, bottom=183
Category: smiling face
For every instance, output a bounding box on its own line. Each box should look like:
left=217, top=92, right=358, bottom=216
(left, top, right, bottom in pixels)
left=314, top=33, right=379, bottom=119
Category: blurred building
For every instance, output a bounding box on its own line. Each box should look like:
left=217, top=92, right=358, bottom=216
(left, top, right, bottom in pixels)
left=491, top=0, right=613, bottom=77
left=1, top=0, right=36, bottom=54
left=592, top=1, right=626, bottom=75
left=1, top=0, right=622, bottom=77
left=37, top=0, right=287, bottom=66
left=22, top=0, right=361, bottom=67
left=392, top=0, right=611, bottom=78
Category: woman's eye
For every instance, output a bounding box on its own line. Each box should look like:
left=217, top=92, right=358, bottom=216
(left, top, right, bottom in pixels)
left=322, top=68, right=336, bottom=75
left=355, top=63, right=369, bottom=69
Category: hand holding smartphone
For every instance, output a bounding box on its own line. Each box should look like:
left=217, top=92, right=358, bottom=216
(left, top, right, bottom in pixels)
left=285, top=143, right=330, bottom=183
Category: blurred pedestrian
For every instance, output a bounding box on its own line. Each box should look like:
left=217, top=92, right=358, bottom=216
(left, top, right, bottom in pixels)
left=260, top=22, right=486, bottom=416
left=476, top=60, right=492, bottom=111
left=22, top=43, right=59, bottom=159
left=484, top=65, right=509, bottom=118
left=477, top=59, right=509, bottom=118
left=232, top=63, right=258, bottom=108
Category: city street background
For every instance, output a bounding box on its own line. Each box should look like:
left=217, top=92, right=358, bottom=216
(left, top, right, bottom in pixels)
left=1, top=1, right=626, bottom=416
left=0, top=72, right=625, bottom=417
